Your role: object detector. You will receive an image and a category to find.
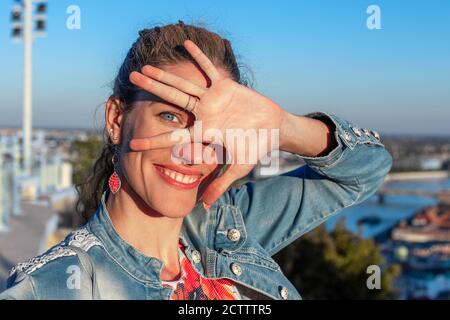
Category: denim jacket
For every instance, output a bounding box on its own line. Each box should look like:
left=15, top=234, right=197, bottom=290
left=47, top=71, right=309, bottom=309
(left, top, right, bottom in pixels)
left=0, top=112, right=392, bottom=300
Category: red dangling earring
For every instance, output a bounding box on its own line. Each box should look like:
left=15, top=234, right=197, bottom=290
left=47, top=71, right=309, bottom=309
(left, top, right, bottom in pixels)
left=109, top=146, right=121, bottom=194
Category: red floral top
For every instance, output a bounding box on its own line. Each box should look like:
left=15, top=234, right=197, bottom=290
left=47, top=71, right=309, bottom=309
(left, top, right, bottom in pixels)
left=161, top=242, right=241, bottom=300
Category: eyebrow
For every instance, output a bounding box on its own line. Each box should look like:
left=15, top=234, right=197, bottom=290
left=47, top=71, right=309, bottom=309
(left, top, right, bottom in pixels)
left=133, top=90, right=191, bottom=118
left=133, top=90, right=164, bottom=104
left=134, top=91, right=187, bottom=112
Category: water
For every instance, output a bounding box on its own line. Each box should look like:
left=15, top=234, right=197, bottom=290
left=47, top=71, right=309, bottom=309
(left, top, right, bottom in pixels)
left=325, top=178, right=450, bottom=239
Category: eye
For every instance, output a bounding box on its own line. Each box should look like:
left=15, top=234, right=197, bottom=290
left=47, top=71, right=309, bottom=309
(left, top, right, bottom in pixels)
left=159, top=111, right=181, bottom=123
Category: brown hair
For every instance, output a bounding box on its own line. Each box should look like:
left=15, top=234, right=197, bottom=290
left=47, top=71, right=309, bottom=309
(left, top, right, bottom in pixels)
left=75, top=21, right=251, bottom=221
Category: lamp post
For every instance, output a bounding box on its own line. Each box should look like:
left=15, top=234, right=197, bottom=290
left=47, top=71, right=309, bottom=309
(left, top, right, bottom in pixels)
left=11, top=0, right=47, bottom=175
left=0, top=138, right=8, bottom=232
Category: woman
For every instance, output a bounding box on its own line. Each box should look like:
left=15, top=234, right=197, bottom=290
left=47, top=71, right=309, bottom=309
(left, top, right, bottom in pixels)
left=0, top=21, right=392, bottom=300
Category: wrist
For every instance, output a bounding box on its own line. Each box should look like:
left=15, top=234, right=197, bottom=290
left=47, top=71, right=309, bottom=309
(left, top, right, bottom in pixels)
left=263, top=100, right=286, bottom=151
left=279, top=111, right=337, bottom=157
left=278, top=110, right=295, bottom=152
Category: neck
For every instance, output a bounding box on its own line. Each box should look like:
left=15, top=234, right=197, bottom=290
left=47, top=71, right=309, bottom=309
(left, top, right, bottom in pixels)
left=105, top=182, right=183, bottom=274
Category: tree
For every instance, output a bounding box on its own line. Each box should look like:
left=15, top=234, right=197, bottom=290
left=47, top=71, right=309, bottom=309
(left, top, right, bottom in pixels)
left=71, top=135, right=103, bottom=186
left=273, top=220, right=400, bottom=299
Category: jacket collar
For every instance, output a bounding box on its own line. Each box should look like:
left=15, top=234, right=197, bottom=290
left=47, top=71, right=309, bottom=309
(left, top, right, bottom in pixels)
left=87, top=190, right=211, bottom=285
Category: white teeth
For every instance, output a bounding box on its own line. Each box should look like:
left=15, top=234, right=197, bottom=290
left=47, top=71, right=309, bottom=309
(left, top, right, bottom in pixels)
left=174, top=173, right=183, bottom=182
left=159, top=167, right=200, bottom=184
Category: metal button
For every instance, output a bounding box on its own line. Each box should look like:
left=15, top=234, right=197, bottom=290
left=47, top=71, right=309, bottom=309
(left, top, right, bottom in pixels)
left=231, top=263, right=242, bottom=276
left=351, top=127, right=362, bottom=137
left=280, top=287, right=289, bottom=300
left=191, top=250, right=201, bottom=263
left=343, top=131, right=352, bottom=142
left=372, top=130, right=381, bottom=140
left=227, top=229, right=241, bottom=242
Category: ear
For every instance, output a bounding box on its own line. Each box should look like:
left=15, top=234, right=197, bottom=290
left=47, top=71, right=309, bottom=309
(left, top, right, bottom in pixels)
left=105, top=97, right=125, bottom=145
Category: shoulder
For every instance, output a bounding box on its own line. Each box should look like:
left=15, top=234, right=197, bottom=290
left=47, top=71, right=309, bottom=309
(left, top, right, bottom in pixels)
left=1, top=226, right=103, bottom=300
left=9, top=226, right=102, bottom=277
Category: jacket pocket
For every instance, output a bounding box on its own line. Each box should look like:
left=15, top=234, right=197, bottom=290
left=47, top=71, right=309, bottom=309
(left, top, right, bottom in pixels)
left=222, top=247, right=282, bottom=272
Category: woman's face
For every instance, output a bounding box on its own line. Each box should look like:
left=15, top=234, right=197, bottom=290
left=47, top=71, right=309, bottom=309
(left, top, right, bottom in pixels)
left=116, top=62, right=229, bottom=218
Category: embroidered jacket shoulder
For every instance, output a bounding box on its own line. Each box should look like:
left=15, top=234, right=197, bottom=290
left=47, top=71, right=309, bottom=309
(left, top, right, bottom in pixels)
left=9, top=227, right=102, bottom=277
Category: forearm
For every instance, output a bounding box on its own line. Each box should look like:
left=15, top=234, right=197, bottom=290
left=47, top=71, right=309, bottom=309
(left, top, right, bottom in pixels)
left=279, top=111, right=338, bottom=157
left=282, top=112, right=393, bottom=190
left=229, top=111, right=393, bottom=255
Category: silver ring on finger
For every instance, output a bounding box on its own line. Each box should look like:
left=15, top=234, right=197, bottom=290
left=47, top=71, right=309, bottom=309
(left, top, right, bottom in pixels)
left=186, top=96, right=198, bottom=113
left=192, top=97, right=199, bottom=113
left=185, top=95, right=192, bottom=111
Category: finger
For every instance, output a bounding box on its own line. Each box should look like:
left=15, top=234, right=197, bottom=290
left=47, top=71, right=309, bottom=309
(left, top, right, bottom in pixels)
left=141, top=65, right=206, bottom=98
left=184, top=40, right=222, bottom=82
left=129, top=71, right=191, bottom=110
left=201, top=165, right=242, bottom=208
left=129, top=128, right=193, bottom=151
left=170, top=141, right=216, bottom=165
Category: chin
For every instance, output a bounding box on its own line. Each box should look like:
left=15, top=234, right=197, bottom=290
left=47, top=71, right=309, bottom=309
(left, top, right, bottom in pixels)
left=150, top=197, right=196, bottom=218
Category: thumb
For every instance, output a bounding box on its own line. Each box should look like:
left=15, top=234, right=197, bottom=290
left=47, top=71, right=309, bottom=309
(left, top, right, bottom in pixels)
left=201, top=165, right=241, bottom=210
left=129, top=128, right=192, bottom=151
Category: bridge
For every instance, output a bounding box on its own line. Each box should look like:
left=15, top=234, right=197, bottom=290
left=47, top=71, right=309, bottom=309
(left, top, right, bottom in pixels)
left=377, top=170, right=450, bottom=205
left=385, top=170, right=449, bottom=182
left=377, top=170, right=450, bottom=204
left=377, top=188, right=450, bottom=204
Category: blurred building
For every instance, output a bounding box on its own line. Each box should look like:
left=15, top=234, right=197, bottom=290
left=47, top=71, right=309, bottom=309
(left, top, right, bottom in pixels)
left=0, top=130, right=75, bottom=232
left=390, top=205, right=450, bottom=299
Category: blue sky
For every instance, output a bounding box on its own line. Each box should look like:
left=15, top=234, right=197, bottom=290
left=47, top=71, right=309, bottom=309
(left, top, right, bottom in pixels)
left=0, top=0, right=449, bottom=134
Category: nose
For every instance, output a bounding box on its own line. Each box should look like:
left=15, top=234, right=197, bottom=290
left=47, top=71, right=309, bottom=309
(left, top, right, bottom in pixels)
left=171, top=142, right=221, bottom=165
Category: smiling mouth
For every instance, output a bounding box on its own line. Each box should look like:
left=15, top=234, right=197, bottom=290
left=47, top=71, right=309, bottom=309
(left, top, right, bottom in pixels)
left=153, top=164, right=203, bottom=189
